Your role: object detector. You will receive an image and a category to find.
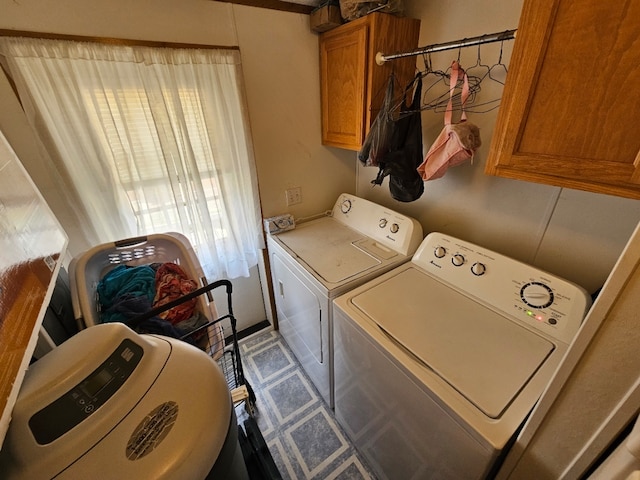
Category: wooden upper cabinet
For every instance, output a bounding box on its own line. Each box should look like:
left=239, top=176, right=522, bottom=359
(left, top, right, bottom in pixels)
left=319, top=13, right=421, bottom=150
left=485, top=0, right=640, bottom=199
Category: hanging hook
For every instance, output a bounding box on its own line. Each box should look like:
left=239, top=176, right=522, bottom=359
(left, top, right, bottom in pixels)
left=457, top=44, right=462, bottom=63
left=422, top=52, right=433, bottom=74
left=474, top=43, right=482, bottom=67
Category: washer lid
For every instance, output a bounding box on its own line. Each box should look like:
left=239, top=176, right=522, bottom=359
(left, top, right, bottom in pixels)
left=350, top=267, right=554, bottom=418
left=275, top=218, right=382, bottom=283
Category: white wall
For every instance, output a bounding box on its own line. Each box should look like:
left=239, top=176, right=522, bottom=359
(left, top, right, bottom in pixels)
left=231, top=6, right=356, bottom=221
left=356, top=0, right=640, bottom=295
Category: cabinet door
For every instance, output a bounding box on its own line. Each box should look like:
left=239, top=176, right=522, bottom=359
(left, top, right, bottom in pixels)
left=320, top=21, right=368, bottom=150
left=485, top=0, right=640, bottom=199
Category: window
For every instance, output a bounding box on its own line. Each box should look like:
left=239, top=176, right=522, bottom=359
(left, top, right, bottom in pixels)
left=0, top=37, right=263, bottom=279
left=85, top=87, right=224, bottom=238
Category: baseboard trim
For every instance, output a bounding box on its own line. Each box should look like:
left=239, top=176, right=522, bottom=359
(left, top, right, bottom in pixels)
left=235, top=320, right=271, bottom=342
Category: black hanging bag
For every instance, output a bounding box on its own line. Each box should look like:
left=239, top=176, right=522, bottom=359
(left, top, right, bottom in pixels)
left=358, top=74, right=395, bottom=167
left=372, top=74, right=424, bottom=202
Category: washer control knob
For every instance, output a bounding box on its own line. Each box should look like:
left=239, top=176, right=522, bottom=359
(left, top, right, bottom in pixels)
left=434, top=246, right=447, bottom=258
left=520, top=282, right=554, bottom=309
left=390, top=223, right=399, bottom=234
left=452, top=253, right=465, bottom=266
left=471, top=262, right=486, bottom=276
left=379, top=218, right=388, bottom=228
left=340, top=199, right=352, bottom=214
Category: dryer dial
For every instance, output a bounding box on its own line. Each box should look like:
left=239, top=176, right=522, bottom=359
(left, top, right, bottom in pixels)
left=340, top=199, right=352, bottom=214
left=521, top=282, right=554, bottom=308
left=452, top=254, right=465, bottom=266
left=471, top=262, right=486, bottom=276
left=379, top=218, right=388, bottom=228
left=434, top=246, right=446, bottom=258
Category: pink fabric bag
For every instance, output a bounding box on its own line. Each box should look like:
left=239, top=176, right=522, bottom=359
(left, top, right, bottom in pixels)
left=417, top=61, right=481, bottom=181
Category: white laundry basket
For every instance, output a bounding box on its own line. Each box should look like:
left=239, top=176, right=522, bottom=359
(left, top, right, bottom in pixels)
left=68, top=232, right=224, bottom=359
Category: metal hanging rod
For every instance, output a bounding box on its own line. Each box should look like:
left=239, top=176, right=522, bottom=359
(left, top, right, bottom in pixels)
left=375, top=29, right=517, bottom=66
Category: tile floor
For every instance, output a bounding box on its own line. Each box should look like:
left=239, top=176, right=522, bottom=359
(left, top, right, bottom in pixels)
left=235, top=328, right=378, bottom=480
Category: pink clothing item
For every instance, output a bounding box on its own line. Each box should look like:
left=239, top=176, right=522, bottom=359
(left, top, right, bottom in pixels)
left=152, top=262, right=198, bottom=324
left=418, top=122, right=481, bottom=180
left=417, top=60, right=481, bottom=181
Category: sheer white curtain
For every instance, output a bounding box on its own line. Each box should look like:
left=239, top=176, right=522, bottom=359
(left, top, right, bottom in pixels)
left=0, top=37, right=263, bottom=279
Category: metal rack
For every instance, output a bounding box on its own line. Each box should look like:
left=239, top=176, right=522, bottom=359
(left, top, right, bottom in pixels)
left=125, top=278, right=256, bottom=413
left=375, top=29, right=517, bottom=65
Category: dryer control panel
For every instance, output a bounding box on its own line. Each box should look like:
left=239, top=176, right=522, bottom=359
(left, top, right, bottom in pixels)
left=332, top=193, right=423, bottom=256
left=413, top=232, right=592, bottom=344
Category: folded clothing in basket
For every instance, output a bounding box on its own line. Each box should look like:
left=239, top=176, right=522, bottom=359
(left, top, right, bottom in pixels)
left=97, top=262, right=208, bottom=345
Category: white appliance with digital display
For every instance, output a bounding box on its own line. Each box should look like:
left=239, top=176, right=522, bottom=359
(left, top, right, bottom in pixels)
left=333, top=232, right=592, bottom=479
left=267, top=193, right=423, bottom=407
left=0, top=323, right=248, bottom=479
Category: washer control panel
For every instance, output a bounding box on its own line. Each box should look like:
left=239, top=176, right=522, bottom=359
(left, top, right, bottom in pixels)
left=412, top=232, right=591, bottom=344
left=332, top=193, right=423, bottom=256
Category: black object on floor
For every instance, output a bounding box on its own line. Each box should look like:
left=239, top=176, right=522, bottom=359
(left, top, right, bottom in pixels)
left=239, top=416, right=282, bottom=479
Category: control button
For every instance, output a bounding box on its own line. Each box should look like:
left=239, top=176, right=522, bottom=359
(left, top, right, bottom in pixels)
left=84, top=404, right=95, bottom=414
left=434, top=246, right=447, bottom=258
left=452, top=254, right=465, bottom=266
left=340, top=199, right=352, bottom=214
left=548, top=318, right=558, bottom=325
left=379, top=218, right=388, bottom=228
left=471, top=262, right=486, bottom=276
left=521, top=281, right=554, bottom=308
left=390, top=223, right=399, bottom=234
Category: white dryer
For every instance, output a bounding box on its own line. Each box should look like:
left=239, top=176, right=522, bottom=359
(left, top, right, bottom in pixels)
left=333, top=232, right=592, bottom=480
left=267, top=193, right=423, bottom=407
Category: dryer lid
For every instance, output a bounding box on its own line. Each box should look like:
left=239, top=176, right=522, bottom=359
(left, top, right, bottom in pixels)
left=351, top=267, right=554, bottom=418
left=275, top=218, right=383, bottom=283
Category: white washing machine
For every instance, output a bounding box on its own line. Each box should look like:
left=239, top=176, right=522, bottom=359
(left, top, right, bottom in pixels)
left=267, top=193, right=423, bottom=407
left=333, top=232, right=592, bottom=480
left=0, top=323, right=249, bottom=479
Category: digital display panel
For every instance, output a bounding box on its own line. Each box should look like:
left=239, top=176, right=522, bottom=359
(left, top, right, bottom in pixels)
left=80, top=369, right=113, bottom=398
